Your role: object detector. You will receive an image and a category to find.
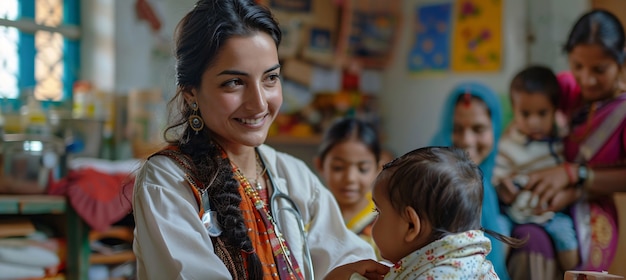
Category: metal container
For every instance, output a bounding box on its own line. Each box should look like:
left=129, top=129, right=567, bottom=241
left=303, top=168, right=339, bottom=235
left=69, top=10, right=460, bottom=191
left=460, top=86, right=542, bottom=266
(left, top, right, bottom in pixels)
left=0, top=134, right=65, bottom=194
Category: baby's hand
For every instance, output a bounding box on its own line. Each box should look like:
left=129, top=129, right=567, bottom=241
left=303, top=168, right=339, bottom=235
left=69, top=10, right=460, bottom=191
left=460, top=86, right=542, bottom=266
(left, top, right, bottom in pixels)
left=496, top=178, right=519, bottom=205
left=324, top=260, right=390, bottom=280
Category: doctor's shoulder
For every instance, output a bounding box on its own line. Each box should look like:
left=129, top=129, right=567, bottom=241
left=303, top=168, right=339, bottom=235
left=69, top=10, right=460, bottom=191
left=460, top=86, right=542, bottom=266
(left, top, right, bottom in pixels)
left=135, top=154, right=196, bottom=196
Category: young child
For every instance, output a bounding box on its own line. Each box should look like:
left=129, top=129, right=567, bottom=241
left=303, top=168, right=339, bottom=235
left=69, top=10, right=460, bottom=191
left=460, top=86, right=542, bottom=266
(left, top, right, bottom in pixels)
left=315, top=117, right=382, bottom=258
left=325, top=146, right=523, bottom=279
left=493, top=65, right=579, bottom=269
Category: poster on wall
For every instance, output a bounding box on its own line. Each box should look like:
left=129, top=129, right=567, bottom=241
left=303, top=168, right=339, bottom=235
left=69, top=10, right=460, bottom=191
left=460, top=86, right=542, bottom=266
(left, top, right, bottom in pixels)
left=451, top=0, right=502, bottom=72
left=408, top=3, right=452, bottom=74
left=269, top=0, right=312, bottom=12
left=345, top=11, right=400, bottom=68
left=336, top=0, right=402, bottom=69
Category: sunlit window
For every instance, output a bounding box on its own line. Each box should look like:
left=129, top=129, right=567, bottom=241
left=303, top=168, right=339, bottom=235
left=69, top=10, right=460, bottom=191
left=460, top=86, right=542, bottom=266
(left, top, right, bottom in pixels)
left=35, top=0, right=64, bottom=100
left=0, top=0, right=79, bottom=101
left=0, top=0, right=19, bottom=99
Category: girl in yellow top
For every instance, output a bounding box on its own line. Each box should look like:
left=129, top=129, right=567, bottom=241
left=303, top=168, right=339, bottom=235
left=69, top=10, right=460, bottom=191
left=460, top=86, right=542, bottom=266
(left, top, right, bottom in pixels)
left=315, top=117, right=383, bottom=258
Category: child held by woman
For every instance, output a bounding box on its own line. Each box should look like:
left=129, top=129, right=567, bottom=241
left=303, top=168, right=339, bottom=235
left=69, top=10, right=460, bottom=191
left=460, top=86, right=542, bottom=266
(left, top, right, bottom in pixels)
left=493, top=65, right=579, bottom=270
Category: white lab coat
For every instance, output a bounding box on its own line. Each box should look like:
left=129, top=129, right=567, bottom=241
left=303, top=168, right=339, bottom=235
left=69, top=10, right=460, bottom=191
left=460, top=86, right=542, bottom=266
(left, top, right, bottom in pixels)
left=133, top=144, right=376, bottom=279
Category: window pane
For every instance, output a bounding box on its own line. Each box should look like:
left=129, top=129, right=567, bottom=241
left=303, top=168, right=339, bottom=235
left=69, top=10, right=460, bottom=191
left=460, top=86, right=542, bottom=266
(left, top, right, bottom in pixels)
left=0, top=26, right=19, bottom=98
left=33, top=0, right=65, bottom=101
left=0, top=0, right=75, bottom=101
left=36, top=0, right=63, bottom=27
left=0, top=0, right=19, bottom=98
left=0, top=0, right=18, bottom=20
left=34, top=30, right=63, bottom=101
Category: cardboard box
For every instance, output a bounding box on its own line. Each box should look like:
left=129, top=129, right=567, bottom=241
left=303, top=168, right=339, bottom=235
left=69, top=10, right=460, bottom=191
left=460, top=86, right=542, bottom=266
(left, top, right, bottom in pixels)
left=564, top=271, right=623, bottom=280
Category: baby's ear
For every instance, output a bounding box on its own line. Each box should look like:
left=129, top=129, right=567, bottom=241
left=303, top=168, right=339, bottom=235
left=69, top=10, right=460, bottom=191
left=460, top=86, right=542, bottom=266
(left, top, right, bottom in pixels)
left=403, top=206, right=421, bottom=243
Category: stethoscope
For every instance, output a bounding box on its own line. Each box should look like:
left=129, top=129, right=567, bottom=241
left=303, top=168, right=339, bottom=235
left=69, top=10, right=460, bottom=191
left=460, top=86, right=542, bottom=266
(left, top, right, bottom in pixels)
left=201, top=151, right=314, bottom=280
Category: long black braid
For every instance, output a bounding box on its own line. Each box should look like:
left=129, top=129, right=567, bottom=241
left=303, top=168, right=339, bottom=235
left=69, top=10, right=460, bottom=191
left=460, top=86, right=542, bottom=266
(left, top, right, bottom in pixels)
left=178, top=128, right=262, bottom=278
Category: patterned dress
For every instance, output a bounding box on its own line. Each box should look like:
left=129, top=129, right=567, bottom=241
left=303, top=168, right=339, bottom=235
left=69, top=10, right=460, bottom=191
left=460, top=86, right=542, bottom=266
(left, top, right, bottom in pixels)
left=384, top=230, right=498, bottom=280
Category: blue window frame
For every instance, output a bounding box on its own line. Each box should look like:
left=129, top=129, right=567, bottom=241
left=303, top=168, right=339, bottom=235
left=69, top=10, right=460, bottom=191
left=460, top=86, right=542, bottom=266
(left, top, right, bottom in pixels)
left=0, top=0, right=80, bottom=104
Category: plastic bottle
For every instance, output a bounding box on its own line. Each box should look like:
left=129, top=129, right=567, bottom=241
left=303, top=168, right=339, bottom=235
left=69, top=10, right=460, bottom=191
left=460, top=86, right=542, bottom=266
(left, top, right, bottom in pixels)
left=72, top=81, right=94, bottom=119
left=21, top=95, right=50, bottom=136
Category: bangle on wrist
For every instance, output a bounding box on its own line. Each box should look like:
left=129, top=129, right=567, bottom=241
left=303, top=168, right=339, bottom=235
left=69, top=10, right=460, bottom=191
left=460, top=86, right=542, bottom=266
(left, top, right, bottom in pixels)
left=575, top=164, right=590, bottom=190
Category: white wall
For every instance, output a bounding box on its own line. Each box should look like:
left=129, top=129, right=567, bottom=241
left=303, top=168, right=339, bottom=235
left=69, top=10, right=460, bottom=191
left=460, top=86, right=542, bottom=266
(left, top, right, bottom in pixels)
left=82, top=0, right=195, bottom=98
left=527, top=0, right=589, bottom=72
left=81, top=0, right=115, bottom=92
left=380, top=0, right=587, bottom=156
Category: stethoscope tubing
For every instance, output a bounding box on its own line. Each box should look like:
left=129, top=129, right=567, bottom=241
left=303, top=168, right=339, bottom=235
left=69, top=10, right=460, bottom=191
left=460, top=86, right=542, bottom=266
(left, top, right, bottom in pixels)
left=259, top=151, right=314, bottom=280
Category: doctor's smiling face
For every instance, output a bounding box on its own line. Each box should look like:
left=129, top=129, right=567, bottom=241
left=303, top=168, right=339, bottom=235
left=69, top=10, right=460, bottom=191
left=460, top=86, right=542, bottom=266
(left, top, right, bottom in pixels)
left=184, top=32, right=282, bottom=151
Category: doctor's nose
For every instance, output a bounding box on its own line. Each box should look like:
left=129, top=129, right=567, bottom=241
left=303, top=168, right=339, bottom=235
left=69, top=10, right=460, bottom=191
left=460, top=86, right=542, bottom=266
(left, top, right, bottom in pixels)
left=245, top=84, right=268, bottom=111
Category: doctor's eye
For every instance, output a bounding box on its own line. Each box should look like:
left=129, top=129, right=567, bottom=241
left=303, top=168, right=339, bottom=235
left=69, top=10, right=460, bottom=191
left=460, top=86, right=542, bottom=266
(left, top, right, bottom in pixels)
left=221, top=78, right=244, bottom=89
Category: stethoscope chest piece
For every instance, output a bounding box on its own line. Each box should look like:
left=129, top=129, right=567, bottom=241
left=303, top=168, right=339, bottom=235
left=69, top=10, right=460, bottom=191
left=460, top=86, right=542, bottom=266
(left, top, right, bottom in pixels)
left=202, top=210, right=223, bottom=237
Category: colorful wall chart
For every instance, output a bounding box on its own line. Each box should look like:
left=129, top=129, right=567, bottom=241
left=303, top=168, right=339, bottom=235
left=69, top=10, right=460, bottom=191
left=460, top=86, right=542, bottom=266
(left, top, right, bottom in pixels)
left=451, top=0, right=502, bottom=72
left=408, top=3, right=452, bottom=73
left=269, top=0, right=312, bottom=12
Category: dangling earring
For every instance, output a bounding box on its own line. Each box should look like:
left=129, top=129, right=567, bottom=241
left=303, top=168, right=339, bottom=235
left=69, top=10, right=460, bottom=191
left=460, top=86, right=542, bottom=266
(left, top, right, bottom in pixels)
left=188, top=102, right=204, bottom=134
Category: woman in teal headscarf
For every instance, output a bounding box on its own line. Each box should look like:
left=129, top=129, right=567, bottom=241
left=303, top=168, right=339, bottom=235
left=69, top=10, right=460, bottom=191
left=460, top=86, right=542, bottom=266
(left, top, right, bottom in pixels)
left=431, top=82, right=511, bottom=280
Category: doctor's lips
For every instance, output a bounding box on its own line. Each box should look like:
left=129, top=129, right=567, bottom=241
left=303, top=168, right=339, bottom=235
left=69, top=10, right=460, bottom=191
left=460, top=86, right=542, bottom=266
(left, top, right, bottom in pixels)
left=236, top=113, right=268, bottom=125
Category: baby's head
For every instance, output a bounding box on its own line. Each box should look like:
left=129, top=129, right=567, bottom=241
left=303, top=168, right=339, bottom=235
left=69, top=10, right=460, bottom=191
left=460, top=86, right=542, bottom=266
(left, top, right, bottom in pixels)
left=371, top=146, right=483, bottom=263
left=509, top=65, right=561, bottom=140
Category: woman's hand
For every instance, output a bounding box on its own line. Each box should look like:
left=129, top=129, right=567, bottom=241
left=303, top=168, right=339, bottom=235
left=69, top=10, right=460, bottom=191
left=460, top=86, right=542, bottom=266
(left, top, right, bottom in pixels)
left=324, top=260, right=390, bottom=280
left=524, top=164, right=572, bottom=210
left=544, top=187, right=582, bottom=213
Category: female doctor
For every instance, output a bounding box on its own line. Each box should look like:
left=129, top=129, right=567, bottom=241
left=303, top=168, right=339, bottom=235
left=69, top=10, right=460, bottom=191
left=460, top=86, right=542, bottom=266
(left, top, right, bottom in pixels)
left=131, top=0, right=376, bottom=279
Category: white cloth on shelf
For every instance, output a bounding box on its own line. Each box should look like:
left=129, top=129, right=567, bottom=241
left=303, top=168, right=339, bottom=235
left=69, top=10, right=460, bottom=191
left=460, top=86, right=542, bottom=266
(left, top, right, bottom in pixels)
left=68, top=157, right=142, bottom=174
left=0, top=244, right=60, bottom=267
left=0, top=261, right=45, bottom=279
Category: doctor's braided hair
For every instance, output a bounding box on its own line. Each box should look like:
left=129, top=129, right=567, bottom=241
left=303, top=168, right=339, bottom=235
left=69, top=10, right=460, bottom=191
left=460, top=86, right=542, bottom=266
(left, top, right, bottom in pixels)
left=163, top=0, right=281, bottom=278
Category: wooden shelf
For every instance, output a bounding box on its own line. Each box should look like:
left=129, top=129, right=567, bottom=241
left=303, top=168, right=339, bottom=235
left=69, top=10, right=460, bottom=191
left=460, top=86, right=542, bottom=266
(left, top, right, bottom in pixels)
left=89, top=226, right=134, bottom=242
left=0, top=195, right=66, bottom=214
left=266, top=135, right=322, bottom=146
left=0, top=194, right=90, bottom=280
left=90, top=250, right=136, bottom=264
left=89, top=225, right=135, bottom=265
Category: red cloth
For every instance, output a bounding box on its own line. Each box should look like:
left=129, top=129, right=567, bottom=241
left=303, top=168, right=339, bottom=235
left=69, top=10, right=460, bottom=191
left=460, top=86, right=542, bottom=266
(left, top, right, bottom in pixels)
left=47, top=168, right=134, bottom=232
left=556, top=71, right=584, bottom=119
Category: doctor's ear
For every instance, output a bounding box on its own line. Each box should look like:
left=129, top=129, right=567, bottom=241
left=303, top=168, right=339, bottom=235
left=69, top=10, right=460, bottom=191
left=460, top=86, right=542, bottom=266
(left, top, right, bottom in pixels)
left=182, top=87, right=197, bottom=103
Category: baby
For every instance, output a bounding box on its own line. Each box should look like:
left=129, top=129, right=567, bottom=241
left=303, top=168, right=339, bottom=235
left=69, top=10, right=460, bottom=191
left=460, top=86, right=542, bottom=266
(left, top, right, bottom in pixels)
left=325, top=146, right=523, bottom=279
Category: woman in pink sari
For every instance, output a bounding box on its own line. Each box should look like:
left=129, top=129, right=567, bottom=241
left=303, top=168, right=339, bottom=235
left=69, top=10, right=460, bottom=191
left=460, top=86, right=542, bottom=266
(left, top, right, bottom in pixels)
left=504, top=10, right=626, bottom=279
